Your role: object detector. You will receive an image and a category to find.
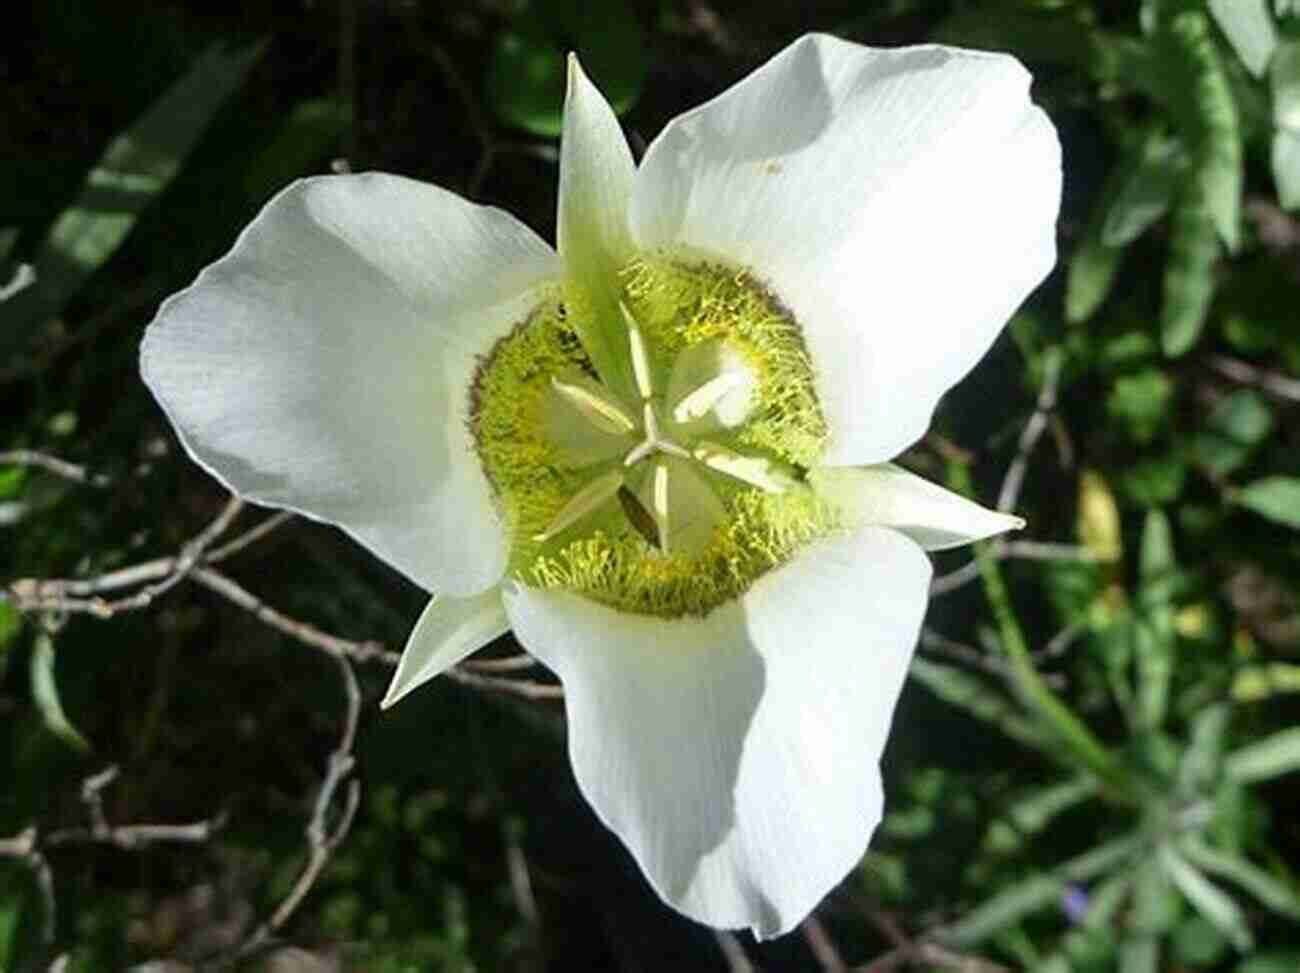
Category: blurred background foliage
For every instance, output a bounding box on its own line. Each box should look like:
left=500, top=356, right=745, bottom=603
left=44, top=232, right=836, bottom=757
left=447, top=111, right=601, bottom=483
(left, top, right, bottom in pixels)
left=2, top=0, right=1300, bottom=969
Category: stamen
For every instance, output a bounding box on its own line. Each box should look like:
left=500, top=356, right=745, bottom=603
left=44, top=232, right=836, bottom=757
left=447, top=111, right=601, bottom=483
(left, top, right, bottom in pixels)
left=533, top=470, right=624, bottom=541
left=624, top=439, right=655, bottom=467
left=693, top=442, right=793, bottom=494
left=642, top=401, right=659, bottom=442
left=551, top=377, right=637, bottom=435
left=652, top=462, right=671, bottom=552
left=671, top=370, right=748, bottom=424
left=624, top=403, right=692, bottom=466
left=620, top=301, right=655, bottom=400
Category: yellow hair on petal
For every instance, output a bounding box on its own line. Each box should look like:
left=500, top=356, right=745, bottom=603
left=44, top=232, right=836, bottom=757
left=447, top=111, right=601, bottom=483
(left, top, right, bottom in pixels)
left=621, top=256, right=828, bottom=467
left=472, top=261, right=839, bottom=618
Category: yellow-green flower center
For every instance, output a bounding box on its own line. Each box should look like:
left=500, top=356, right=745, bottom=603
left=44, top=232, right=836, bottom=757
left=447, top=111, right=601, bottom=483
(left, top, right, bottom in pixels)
left=472, top=256, right=841, bottom=617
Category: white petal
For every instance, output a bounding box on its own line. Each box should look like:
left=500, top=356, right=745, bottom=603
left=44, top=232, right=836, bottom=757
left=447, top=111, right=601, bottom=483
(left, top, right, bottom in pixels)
left=141, top=174, right=560, bottom=595
left=632, top=34, right=1061, bottom=465
left=503, top=526, right=931, bottom=936
left=381, top=588, right=510, bottom=709
left=810, top=463, right=1023, bottom=550
left=558, top=55, right=639, bottom=399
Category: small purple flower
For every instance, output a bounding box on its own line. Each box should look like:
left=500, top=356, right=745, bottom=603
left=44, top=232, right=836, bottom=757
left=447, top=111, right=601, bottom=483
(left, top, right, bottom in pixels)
left=1062, top=884, right=1090, bottom=924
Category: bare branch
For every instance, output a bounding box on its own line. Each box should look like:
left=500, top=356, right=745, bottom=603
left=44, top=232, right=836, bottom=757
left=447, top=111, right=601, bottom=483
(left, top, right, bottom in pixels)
left=81, top=765, right=119, bottom=836
left=714, top=931, right=758, bottom=973
left=442, top=664, right=564, bottom=701
left=802, top=915, right=847, bottom=972
left=1004, top=540, right=1101, bottom=562
left=194, top=569, right=561, bottom=700
left=205, top=510, right=295, bottom=562
left=0, top=828, right=56, bottom=946
left=850, top=898, right=1010, bottom=973
left=856, top=941, right=1011, bottom=973
left=462, top=653, right=541, bottom=673
left=5, top=507, right=293, bottom=616
left=93, top=496, right=245, bottom=613
left=4, top=496, right=246, bottom=617
left=1206, top=354, right=1300, bottom=402
left=505, top=832, right=541, bottom=928
left=0, top=767, right=226, bottom=955
left=191, top=567, right=398, bottom=666
left=45, top=817, right=226, bottom=850
left=920, top=627, right=1067, bottom=689
left=0, top=449, right=112, bottom=488
left=42, top=764, right=227, bottom=850
left=931, top=539, right=1103, bottom=597
left=234, top=655, right=363, bottom=960
left=998, top=351, right=1062, bottom=514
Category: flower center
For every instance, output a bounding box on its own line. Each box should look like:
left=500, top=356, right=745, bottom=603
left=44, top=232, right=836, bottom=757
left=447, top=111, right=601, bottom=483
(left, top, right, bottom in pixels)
left=472, top=256, right=840, bottom=617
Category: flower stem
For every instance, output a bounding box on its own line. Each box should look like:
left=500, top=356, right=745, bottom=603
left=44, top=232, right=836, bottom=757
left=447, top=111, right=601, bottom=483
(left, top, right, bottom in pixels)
left=948, top=462, right=1142, bottom=804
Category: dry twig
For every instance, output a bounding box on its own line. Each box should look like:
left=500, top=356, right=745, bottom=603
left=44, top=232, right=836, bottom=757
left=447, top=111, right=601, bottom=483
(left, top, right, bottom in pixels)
left=714, top=931, right=758, bottom=973
left=0, top=767, right=225, bottom=954
left=851, top=900, right=1010, bottom=973
left=930, top=539, right=1103, bottom=597
left=920, top=627, right=1067, bottom=689
left=1206, top=354, right=1300, bottom=403
left=997, top=351, right=1063, bottom=514
left=802, top=914, right=847, bottom=972
left=0, top=828, right=56, bottom=946
left=0, top=449, right=112, bottom=488
left=232, top=655, right=363, bottom=962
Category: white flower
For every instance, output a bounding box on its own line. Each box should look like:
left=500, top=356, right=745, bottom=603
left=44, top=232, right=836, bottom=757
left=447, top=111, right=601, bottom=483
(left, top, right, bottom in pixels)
left=140, top=33, right=1060, bottom=938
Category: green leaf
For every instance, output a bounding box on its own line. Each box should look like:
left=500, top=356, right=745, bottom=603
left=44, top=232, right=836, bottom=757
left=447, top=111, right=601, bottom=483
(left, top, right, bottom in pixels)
left=1159, top=845, right=1254, bottom=952
left=1170, top=11, right=1244, bottom=253
left=1133, top=857, right=1183, bottom=934
left=1106, top=369, right=1175, bottom=443
left=1177, top=703, right=1230, bottom=795
left=1194, top=390, right=1274, bottom=476
left=1122, top=455, right=1188, bottom=507
left=1231, top=476, right=1300, bottom=527
left=1, top=40, right=266, bottom=354
left=1139, top=508, right=1177, bottom=592
left=1232, top=662, right=1300, bottom=701
left=1173, top=915, right=1229, bottom=967
left=1135, top=511, right=1177, bottom=729
left=1161, top=189, right=1220, bottom=357
left=0, top=886, right=20, bottom=973
left=1120, top=939, right=1159, bottom=973
left=1155, top=11, right=1244, bottom=357
left=1102, top=132, right=1184, bottom=247
left=1182, top=837, right=1300, bottom=920
left=932, top=2, right=1096, bottom=68
left=30, top=629, right=90, bottom=753
left=1238, top=952, right=1300, bottom=973
left=0, top=603, right=19, bottom=680
left=1210, top=0, right=1278, bottom=77
left=1272, top=40, right=1300, bottom=209
left=982, top=776, right=1098, bottom=854
left=241, top=97, right=352, bottom=203
left=1274, top=129, right=1300, bottom=209
left=907, top=657, right=1047, bottom=750
left=1272, top=39, right=1300, bottom=130
left=1226, top=726, right=1300, bottom=783
left=940, top=833, right=1144, bottom=946
left=1066, top=231, right=1124, bottom=324
left=486, top=0, right=645, bottom=137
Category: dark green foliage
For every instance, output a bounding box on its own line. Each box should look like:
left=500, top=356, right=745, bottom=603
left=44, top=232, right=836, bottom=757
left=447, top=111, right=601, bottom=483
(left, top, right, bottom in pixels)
left=2, top=1, right=1299, bottom=970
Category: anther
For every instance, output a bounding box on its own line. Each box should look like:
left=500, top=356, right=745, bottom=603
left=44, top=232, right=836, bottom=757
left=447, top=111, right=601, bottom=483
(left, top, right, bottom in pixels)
left=651, top=462, right=671, bottom=553
left=692, top=442, right=793, bottom=494
left=534, top=470, right=624, bottom=541
left=671, top=371, right=748, bottom=425
left=551, top=377, right=637, bottom=435
left=620, top=301, right=655, bottom=400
